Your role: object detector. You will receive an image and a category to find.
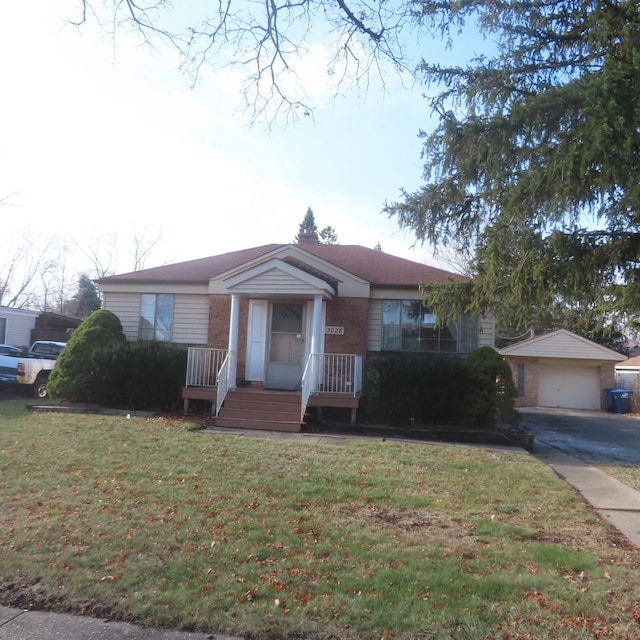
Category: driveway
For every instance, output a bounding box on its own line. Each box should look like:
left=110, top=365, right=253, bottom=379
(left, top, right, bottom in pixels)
left=521, top=407, right=640, bottom=465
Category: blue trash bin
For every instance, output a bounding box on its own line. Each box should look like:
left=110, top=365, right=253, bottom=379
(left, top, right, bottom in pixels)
left=605, top=388, right=615, bottom=412
left=610, top=389, right=632, bottom=414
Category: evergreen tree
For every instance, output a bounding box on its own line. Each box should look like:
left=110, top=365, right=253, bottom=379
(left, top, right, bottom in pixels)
left=69, top=274, right=102, bottom=318
left=295, top=208, right=339, bottom=244
left=383, top=0, right=640, bottom=335
left=295, top=207, right=319, bottom=244
left=319, top=226, right=338, bottom=245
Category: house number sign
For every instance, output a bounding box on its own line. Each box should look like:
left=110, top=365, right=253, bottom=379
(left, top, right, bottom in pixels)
left=325, top=326, right=345, bottom=335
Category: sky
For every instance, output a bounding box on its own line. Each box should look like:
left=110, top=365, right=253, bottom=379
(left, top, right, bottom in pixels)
left=0, top=1, right=472, bottom=282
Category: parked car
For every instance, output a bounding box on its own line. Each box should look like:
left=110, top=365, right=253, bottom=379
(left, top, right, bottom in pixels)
left=0, top=344, right=22, bottom=356
left=0, top=341, right=66, bottom=398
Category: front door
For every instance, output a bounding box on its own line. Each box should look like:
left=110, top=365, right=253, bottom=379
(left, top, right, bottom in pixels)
left=266, top=302, right=304, bottom=389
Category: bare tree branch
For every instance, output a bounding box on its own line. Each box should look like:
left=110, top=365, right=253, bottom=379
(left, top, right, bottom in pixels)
left=71, top=0, right=417, bottom=124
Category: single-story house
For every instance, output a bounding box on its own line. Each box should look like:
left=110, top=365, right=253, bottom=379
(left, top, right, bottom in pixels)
left=0, top=306, right=40, bottom=349
left=615, top=355, right=640, bottom=391
left=500, top=329, right=626, bottom=411
left=97, top=242, right=495, bottom=430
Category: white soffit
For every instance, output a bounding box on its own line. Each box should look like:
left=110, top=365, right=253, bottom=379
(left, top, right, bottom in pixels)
left=500, top=329, right=626, bottom=362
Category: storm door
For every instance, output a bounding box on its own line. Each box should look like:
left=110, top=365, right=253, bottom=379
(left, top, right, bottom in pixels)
left=266, top=302, right=305, bottom=389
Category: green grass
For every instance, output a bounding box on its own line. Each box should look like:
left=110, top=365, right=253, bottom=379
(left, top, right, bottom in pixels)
left=1, top=398, right=640, bottom=639
left=598, top=463, right=640, bottom=493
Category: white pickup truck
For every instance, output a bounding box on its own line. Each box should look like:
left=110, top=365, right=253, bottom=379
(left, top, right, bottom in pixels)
left=0, top=341, right=66, bottom=399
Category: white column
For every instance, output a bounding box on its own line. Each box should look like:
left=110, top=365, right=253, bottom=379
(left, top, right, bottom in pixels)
left=228, top=294, right=240, bottom=388
left=310, top=295, right=323, bottom=391
left=310, top=295, right=323, bottom=354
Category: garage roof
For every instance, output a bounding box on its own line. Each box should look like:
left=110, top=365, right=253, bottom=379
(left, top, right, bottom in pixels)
left=500, top=329, right=626, bottom=362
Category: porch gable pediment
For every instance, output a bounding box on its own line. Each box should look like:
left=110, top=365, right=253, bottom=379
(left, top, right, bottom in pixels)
left=212, top=258, right=336, bottom=297
left=208, top=244, right=370, bottom=297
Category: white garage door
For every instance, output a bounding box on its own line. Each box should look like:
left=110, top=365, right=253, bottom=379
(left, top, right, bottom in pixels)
left=538, top=363, right=601, bottom=410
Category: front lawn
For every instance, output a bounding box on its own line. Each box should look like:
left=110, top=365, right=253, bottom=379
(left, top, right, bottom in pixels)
left=1, top=400, right=639, bottom=639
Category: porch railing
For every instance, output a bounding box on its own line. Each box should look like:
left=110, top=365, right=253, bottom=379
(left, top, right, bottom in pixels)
left=301, top=353, right=363, bottom=420
left=185, top=347, right=228, bottom=387
left=216, top=351, right=232, bottom=416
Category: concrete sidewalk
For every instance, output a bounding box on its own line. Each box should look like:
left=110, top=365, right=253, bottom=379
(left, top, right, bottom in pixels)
left=534, top=442, right=640, bottom=548
left=0, top=605, right=239, bottom=640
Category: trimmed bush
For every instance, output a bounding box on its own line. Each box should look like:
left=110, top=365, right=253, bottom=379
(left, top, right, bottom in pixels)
left=49, top=310, right=188, bottom=410
left=364, top=347, right=517, bottom=428
left=48, top=309, right=126, bottom=402
left=365, top=354, right=470, bottom=425
left=463, top=346, right=517, bottom=427
left=94, top=341, right=188, bottom=411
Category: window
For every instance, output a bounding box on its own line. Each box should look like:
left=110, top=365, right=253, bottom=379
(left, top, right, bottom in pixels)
left=139, top=294, right=174, bottom=341
left=381, top=300, right=477, bottom=354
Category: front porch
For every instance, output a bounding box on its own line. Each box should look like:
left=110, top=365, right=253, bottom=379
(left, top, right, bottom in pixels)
left=182, top=347, right=363, bottom=431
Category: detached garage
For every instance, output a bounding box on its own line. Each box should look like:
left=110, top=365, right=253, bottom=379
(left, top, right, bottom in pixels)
left=500, top=329, right=626, bottom=411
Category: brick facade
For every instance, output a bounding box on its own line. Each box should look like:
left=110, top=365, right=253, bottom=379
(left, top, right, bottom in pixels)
left=506, top=357, right=539, bottom=408
left=324, top=298, right=370, bottom=355
left=208, top=294, right=231, bottom=350
left=207, top=296, right=371, bottom=383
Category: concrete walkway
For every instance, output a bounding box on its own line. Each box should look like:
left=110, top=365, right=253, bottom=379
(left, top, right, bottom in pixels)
left=0, top=606, right=228, bottom=639
left=2, top=433, right=640, bottom=639
left=534, top=442, right=640, bottom=548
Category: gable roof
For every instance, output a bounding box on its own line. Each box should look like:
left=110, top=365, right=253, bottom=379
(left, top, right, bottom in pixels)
left=617, top=354, right=640, bottom=368
left=500, top=329, right=626, bottom=362
left=97, top=243, right=465, bottom=288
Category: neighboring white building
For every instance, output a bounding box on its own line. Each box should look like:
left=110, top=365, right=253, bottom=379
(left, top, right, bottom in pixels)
left=615, top=355, right=640, bottom=391
left=0, top=307, right=39, bottom=349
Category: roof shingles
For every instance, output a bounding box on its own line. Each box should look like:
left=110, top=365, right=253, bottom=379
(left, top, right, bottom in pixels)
left=98, top=243, right=464, bottom=287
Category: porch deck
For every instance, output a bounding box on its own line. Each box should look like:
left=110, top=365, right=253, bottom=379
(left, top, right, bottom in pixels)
left=182, top=348, right=363, bottom=430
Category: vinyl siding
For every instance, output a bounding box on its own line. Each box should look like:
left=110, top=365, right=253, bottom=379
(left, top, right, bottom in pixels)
left=173, top=294, right=209, bottom=344
left=478, top=316, right=495, bottom=348
left=368, top=299, right=383, bottom=351
left=102, top=293, right=142, bottom=339
left=103, top=292, right=209, bottom=344
left=230, top=268, right=325, bottom=296
left=0, top=309, right=38, bottom=348
left=501, top=329, right=625, bottom=361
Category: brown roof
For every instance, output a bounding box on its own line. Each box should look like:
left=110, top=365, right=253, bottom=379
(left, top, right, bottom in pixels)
left=298, top=244, right=464, bottom=286
left=98, top=243, right=464, bottom=287
left=98, top=245, right=282, bottom=284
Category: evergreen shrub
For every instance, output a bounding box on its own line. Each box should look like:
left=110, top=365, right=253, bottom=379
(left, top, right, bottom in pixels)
left=94, top=341, right=188, bottom=411
left=49, top=309, right=188, bottom=410
left=365, top=347, right=517, bottom=428
left=48, top=309, right=126, bottom=402
left=365, top=354, right=470, bottom=425
left=463, top=346, right=517, bottom=427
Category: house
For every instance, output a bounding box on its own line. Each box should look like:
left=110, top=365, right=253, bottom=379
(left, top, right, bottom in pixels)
left=0, top=306, right=39, bottom=349
left=97, top=243, right=495, bottom=430
left=500, top=329, right=626, bottom=411
left=615, top=355, right=640, bottom=391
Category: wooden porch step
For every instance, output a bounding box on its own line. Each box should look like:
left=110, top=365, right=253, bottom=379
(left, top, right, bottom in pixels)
left=215, top=388, right=303, bottom=433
